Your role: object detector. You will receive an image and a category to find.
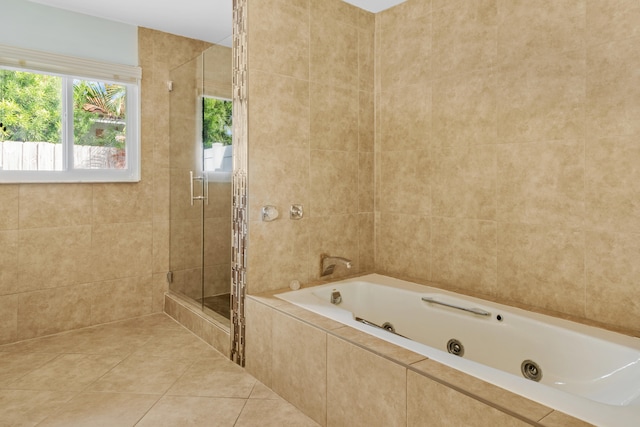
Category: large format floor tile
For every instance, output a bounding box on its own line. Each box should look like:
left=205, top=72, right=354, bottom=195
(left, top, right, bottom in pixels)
left=8, top=353, right=124, bottom=392
left=0, top=313, right=318, bottom=427
left=88, top=354, right=193, bottom=394
left=167, top=356, right=257, bottom=398
left=36, top=392, right=159, bottom=427
left=135, top=396, right=246, bottom=427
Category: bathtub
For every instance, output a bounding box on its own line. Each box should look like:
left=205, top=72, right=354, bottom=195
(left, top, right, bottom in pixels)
left=276, top=274, right=640, bottom=426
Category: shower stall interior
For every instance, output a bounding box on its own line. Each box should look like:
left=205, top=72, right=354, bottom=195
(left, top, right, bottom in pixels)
left=168, top=44, right=233, bottom=327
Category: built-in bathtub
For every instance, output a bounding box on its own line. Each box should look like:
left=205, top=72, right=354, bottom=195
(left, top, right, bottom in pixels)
left=277, top=274, right=640, bottom=427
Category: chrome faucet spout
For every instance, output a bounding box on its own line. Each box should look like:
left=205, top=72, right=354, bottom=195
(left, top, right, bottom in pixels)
left=320, top=254, right=352, bottom=277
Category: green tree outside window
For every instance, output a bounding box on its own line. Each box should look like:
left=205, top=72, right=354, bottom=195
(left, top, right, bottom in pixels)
left=0, top=69, right=126, bottom=148
left=0, top=69, right=61, bottom=142
left=202, top=97, right=232, bottom=148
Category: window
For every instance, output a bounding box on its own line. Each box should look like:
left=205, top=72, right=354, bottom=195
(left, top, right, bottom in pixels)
left=0, top=45, right=140, bottom=183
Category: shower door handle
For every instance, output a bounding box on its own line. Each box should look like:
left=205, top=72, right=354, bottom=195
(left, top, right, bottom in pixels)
left=190, top=171, right=208, bottom=206
left=203, top=172, right=209, bottom=205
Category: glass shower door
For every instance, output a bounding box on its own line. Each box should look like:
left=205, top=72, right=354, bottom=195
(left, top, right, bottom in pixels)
left=168, top=54, right=206, bottom=315
left=168, top=46, right=232, bottom=327
left=202, top=95, right=233, bottom=322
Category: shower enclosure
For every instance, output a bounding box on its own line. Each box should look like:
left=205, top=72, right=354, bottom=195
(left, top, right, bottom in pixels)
left=168, top=44, right=233, bottom=327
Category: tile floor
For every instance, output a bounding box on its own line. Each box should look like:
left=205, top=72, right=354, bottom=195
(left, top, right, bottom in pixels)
left=0, top=314, right=319, bottom=427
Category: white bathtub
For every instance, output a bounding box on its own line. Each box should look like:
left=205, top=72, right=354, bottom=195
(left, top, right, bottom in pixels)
left=276, top=274, right=640, bottom=426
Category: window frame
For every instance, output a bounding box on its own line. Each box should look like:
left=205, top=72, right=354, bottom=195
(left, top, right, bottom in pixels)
left=0, top=45, right=141, bottom=183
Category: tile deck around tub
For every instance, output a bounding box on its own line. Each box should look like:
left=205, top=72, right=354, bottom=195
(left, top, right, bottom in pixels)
left=0, top=313, right=318, bottom=427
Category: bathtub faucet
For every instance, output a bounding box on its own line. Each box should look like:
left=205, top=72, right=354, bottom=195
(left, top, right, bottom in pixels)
left=320, top=254, right=352, bottom=277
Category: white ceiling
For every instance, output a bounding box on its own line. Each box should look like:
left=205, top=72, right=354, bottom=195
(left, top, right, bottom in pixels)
left=27, top=0, right=406, bottom=46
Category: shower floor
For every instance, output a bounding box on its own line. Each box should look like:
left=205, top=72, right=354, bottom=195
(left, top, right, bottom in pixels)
left=202, top=293, right=231, bottom=319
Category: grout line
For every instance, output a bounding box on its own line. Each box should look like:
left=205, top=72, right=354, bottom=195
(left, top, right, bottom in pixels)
left=231, top=398, right=250, bottom=426
left=582, top=34, right=588, bottom=320
left=306, top=0, right=312, bottom=285
left=31, top=390, right=83, bottom=427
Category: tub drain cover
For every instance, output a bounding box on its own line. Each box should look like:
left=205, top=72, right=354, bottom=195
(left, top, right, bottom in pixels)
left=447, top=339, right=464, bottom=357
left=521, top=360, right=542, bottom=382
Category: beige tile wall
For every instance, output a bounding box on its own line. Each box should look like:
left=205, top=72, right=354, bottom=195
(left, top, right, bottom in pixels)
left=246, top=0, right=375, bottom=293
left=242, top=0, right=638, bottom=330
left=406, top=369, right=530, bottom=427
left=327, top=335, right=407, bottom=426
left=7, top=0, right=635, bottom=344
left=0, top=28, right=210, bottom=344
left=271, top=311, right=327, bottom=424
left=375, top=0, right=640, bottom=333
